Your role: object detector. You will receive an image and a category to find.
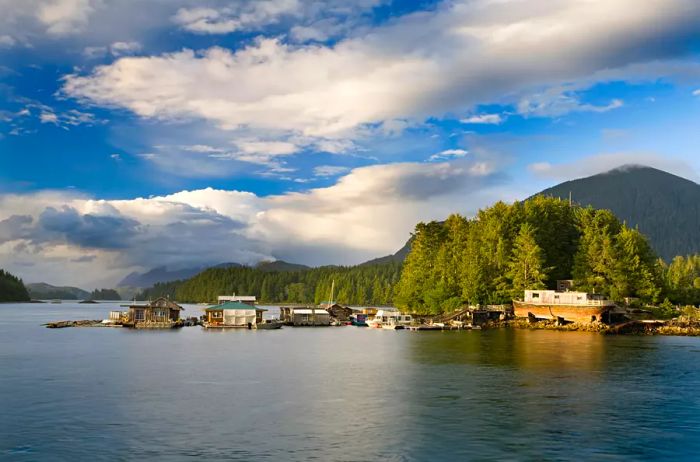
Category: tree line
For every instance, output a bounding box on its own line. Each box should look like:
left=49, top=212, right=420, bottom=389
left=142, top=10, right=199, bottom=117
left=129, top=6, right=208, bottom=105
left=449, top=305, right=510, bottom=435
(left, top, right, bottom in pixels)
left=138, top=262, right=401, bottom=305
left=137, top=196, right=700, bottom=312
left=394, top=196, right=670, bottom=314
left=0, top=269, right=30, bottom=302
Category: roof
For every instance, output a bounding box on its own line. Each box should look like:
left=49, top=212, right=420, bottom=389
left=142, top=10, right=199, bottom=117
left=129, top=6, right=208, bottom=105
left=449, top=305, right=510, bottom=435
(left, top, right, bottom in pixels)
left=205, top=301, right=267, bottom=311
left=129, top=297, right=184, bottom=310
left=218, top=295, right=256, bottom=301
left=293, top=309, right=330, bottom=315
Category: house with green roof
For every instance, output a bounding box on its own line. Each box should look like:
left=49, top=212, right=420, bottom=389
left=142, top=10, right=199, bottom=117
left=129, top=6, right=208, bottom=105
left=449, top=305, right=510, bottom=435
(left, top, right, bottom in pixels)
left=204, top=301, right=267, bottom=328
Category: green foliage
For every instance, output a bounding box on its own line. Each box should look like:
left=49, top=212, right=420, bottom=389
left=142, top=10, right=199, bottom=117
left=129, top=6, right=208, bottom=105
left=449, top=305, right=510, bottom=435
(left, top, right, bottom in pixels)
left=396, top=196, right=666, bottom=314
left=90, top=288, right=121, bottom=300
left=648, top=298, right=678, bottom=320
left=504, top=223, right=548, bottom=298
left=664, top=255, right=700, bottom=305
left=138, top=262, right=401, bottom=305
left=0, top=269, right=30, bottom=302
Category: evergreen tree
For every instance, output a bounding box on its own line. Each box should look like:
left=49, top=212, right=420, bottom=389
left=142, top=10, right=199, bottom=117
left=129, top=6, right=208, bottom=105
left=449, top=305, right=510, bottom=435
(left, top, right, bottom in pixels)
left=504, top=223, right=548, bottom=298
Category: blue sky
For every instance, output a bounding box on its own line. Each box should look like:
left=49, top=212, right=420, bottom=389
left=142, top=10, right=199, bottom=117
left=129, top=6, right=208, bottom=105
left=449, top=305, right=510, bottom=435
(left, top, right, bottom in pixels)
left=1, top=0, right=700, bottom=287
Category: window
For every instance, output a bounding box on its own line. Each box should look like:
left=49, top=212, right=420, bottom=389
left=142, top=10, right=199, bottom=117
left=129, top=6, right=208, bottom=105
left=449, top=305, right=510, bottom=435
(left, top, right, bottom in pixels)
left=533, top=293, right=540, bottom=299
left=212, top=311, right=222, bottom=318
left=134, top=310, right=144, bottom=321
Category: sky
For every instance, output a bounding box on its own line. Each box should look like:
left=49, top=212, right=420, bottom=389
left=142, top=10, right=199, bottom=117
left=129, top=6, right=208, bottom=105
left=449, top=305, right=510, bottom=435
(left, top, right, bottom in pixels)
left=1, top=0, right=700, bottom=288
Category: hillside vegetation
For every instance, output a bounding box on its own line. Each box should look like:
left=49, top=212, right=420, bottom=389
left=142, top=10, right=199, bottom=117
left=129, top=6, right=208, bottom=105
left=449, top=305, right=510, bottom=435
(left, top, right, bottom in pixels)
left=0, top=269, right=30, bottom=302
left=539, top=166, right=700, bottom=261
left=395, top=196, right=664, bottom=314
left=139, top=262, right=401, bottom=305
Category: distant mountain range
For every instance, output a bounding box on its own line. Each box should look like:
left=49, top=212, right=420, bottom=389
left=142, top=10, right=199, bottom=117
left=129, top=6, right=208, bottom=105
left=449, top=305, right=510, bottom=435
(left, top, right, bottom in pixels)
left=538, top=165, right=700, bottom=261
left=118, top=260, right=310, bottom=288
left=26, top=282, right=90, bottom=300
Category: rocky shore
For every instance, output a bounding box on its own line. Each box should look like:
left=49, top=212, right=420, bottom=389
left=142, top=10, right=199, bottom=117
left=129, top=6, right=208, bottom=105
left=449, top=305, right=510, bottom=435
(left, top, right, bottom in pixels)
left=478, top=318, right=700, bottom=336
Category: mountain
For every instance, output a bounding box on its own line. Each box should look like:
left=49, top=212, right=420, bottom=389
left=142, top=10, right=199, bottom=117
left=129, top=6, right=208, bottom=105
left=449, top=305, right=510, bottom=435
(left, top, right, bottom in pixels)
left=360, top=240, right=413, bottom=266
left=26, top=282, right=90, bottom=300
left=537, top=165, right=700, bottom=261
left=118, top=263, right=243, bottom=288
left=255, top=260, right=310, bottom=272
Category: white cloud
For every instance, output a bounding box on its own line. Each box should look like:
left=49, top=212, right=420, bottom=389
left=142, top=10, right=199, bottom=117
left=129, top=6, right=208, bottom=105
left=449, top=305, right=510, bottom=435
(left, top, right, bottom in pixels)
left=518, top=89, right=624, bottom=118
left=429, top=148, right=468, bottom=161
left=460, top=114, right=503, bottom=125
left=83, top=45, right=107, bottom=58
left=693, top=89, right=700, bottom=96
left=39, top=112, right=59, bottom=124
left=37, top=0, right=96, bottom=35
left=110, top=153, right=121, bottom=161
left=313, top=165, right=349, bottom=177
left=63, top=0, right=699, bottom=147
left=0, top=35, right=16, bottom=47
left=172, top=1, right=300, bottom=35
left=110, top=41, right=141, bottom=56
left=0, top=156, right=508, bottom=285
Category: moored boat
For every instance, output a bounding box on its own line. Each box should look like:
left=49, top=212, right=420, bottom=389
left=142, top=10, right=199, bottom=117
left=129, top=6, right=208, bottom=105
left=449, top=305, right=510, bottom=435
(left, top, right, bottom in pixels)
left=254, top=319, right=283, bottom=329
left=366, top=310, right=413, bottom=329
left=513, top=290, right=616, bottom=324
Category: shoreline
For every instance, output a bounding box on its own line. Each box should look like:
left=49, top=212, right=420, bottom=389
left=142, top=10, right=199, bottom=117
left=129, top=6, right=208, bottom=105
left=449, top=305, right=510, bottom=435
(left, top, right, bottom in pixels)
left=479, top=318, right=700, bottom=336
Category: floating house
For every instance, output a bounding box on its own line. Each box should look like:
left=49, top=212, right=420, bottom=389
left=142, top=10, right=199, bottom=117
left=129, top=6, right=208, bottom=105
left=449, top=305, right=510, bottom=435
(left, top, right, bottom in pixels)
left=292, top=308, right=331, bottom=326
left=513, top=290, right=616, bottom=324
left=127, top=297, right=184, bottom=328
left=217, top=294, right=256, bottom=306
left=204, top=301, right=267, bottom=328
left=321, top=303, right=353, bottom=321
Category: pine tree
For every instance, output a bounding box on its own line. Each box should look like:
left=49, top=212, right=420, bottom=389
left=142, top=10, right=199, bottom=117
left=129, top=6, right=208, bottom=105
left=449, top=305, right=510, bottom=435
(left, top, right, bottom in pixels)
left=504, top=223, right=548, bottom=298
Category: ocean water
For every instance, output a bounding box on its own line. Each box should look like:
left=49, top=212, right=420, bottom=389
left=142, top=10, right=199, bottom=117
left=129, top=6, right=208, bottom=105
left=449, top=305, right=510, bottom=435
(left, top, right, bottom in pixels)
left=1, top=302, right=700, bottom=461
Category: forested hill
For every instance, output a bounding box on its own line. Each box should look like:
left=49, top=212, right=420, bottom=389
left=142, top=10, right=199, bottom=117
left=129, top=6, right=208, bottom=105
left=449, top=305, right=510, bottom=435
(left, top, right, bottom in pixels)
left=0, top=269, right=30, bottom=302
left=139, top=262, right=402, bottom=305
left=537, top=165, right=700, bottom=261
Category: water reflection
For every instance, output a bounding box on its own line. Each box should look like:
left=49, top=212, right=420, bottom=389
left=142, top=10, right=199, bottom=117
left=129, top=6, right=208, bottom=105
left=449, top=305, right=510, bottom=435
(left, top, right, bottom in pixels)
left=2, top=303, right=700, bottom=461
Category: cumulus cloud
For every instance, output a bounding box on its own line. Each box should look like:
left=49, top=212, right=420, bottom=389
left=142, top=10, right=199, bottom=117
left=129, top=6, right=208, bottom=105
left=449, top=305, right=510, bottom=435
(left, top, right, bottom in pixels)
left=37, top=0, right=96, bottom=35
left=0, top=156, right=510, bottom=286
left=62, top=0, right=700, bottom=147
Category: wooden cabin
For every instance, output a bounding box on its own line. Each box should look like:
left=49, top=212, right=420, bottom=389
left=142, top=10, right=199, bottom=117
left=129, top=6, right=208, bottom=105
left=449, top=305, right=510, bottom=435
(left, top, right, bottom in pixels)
left=204, top=301, right=266, bottom=328
left=321, top=303, right=353, bottom=321
left=291, top=308, right=331, bottom=326
left=127, top=297, right=183, bottom=328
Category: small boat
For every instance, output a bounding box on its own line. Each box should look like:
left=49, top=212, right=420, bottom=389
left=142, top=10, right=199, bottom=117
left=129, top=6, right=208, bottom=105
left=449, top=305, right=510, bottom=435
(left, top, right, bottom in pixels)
left=366, top=310, right=413, bottom=329
left=350, top=313, right=367, bottom=326
left=51, top=299, right=62, bottom=304
left=254, top=319, right=282, bottom=330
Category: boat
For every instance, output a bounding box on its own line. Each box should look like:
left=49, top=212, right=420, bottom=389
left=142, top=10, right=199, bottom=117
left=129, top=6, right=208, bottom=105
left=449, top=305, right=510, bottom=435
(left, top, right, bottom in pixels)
left=254, top=319, right=283, bottom=330
left=350, top=313, right=367, bottom=326
left=366, top=310, right=413, bottom=329
left=513, top=290, right=616, bottom=324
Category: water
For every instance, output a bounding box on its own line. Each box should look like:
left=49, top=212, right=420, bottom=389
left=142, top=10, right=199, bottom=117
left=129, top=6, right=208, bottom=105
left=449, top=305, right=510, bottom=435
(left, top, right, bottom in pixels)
left=1, top=302, right=700, bottom=461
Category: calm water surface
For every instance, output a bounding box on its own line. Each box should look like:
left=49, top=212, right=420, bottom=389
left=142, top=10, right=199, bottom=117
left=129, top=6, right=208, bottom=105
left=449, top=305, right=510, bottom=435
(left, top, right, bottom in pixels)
left=1, top=302, right=700, bottom=461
